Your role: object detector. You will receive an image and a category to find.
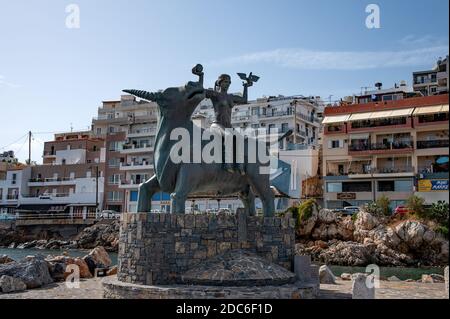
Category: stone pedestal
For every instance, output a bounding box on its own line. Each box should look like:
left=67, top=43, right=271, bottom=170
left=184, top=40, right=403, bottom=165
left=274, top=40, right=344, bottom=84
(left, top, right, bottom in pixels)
left=352, top=273, right=375, bottom=299
left=118, top=211, right=296, bottom=286
left=294, top=255, right=311, bottom=283
left=103, top=276, right=317, bottom=299
left=445, top=266, right=449, bottom=297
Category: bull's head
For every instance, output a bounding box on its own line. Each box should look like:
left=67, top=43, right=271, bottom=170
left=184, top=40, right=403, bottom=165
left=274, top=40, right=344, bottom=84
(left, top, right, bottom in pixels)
left=123, top=81, right=205, bottom=120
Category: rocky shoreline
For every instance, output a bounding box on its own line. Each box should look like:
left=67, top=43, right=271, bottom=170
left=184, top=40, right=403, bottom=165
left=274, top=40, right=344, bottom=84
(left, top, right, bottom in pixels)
left=0, top=220, right=119, bottom=252
left=0, top=246, right=117, bottom=294
left=295, top=208, right=449, bottom=267
left=1, top=209, right=449, bottom=268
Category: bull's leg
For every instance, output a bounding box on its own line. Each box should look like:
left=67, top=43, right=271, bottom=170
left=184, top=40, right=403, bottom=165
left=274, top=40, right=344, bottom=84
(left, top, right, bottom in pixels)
left=170, top=167, right=192, bottom=214
left=248, top=178, right=275, bottom=217
left=137, top=175, right=160, bottom=213
left=238, top=186, right=256, bottom=216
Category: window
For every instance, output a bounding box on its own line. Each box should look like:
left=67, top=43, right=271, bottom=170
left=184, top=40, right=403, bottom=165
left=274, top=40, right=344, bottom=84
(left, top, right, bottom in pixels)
left=96, top=128, right=102, bottom=135
left=327, top=183, right=342, bottom=192
left=109, top=141, right=122, bottom=151
left=108, top=158, right=120, bottom=167
left=342, top=181, right=371, bottom=192
left=268, top=124, right=276, bottom=133
left=108, top=174, right=121, bottom=185
left=378, top=181, right=395, bottom=192
left=281, top=123, right=289, bottom=133
left=328, top=140, right=342, bottom=149
left=107, top=191, right=123, bottom=201
left=395, top=180, right=413, bottom=192
left=130, top=191, right=138, bottom=202
left=251, top=107, right=259, bottom=116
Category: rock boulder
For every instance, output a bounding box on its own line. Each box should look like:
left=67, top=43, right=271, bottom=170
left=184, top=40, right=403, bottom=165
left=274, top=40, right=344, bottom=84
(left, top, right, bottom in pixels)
left=0, top=275, right=27, bottom=293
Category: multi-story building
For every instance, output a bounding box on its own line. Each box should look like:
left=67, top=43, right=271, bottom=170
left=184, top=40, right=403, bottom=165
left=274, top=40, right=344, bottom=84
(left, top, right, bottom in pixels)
left=413, top=56, right=449, bottom=96
left=322, top=94, right=449, bottom=209
left=190, top=95, right=323, bottom=211
left=0, top=167, right=29, bottom=214
left=92, top=95, right=159, bottom=213
left=230, top=95, right=323, bottom=148
left=355, top=81, right=419, bottom=104
left=1, top=151, right=25, bottom=214
left=16, top=131, right=106, bottom=217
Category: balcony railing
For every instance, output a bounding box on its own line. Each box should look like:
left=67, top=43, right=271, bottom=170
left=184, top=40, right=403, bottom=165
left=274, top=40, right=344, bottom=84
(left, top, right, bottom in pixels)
left=417, top=113, right=449, bottom=124
left=325, top=125, right=345, bottom=133
left=22, top=193, right=70, bottom=199
left=350, top=141, right=413, bottom=152
left=121, top=161, right=152, bottom=167
left=128, top=129, right=157, bottom=135
left=297, top=112, right=318, bottom=123
left=351, top=117, right=408, bottom=129
left=417, top=140, right=449, bottom=149
left=372, top=166, right=414, bottom=174
left=29, top=177, right=76, bottom=183
left=6, top=195, right=18, bottom=200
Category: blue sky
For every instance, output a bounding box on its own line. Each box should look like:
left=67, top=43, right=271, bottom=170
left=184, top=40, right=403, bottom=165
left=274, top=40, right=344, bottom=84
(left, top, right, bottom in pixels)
left=0, top=0, right=448, bottom=163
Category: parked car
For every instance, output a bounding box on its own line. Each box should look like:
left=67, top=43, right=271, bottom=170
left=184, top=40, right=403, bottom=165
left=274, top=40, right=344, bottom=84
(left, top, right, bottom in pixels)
left=394, top=205, right=409, bottom=215
left=342, top=206, right=360, bottom=215
left=100, top=210, right=120, bottom=219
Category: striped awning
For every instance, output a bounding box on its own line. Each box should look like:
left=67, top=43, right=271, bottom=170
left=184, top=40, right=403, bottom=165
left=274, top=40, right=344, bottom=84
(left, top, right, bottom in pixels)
left=414, top=104, right=449, bottom=115
left=348, top=108, right=414, bottom=121
left=322, top=114, right=351, bottom=124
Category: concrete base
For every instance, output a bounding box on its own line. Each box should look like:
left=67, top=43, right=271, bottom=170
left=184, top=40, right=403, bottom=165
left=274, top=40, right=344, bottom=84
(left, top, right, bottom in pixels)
left=102, top=276, right=319, bottom=299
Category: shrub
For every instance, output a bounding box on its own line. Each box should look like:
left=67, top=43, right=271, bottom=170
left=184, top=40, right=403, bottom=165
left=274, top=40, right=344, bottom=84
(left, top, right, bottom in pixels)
left=283, top=199, right=318, bottom=229
left=406, top=195, right=426, bottom=218
left=363, top=201, right=382, bottom=216
left=435, top=225, right=449, bottom=239
left=297, top=199, right=317, bottom=223
left=430, top=201, right=449, bottom=226
left=376, top=195, right=392, bottom=216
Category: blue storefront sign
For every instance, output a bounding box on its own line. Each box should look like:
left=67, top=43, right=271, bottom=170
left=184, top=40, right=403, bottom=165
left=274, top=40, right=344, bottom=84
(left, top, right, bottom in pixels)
left=418, top=179, right=449, bottom=192
left=430, top=180, right=449, bottom=191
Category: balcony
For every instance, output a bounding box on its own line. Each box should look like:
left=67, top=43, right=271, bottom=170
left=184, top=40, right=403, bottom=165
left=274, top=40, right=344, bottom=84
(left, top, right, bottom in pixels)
left=296, top=112, right=319, bottom=124
left=6, top=194, right=18, bottom=201
left=372, top=166, right=415, bottom=177
left=119, top=180, right=141, bottom=189
left=324, top=124, right=346, bottom=135
left=93, top=113, right=157, bottom=124
left=415, top=113, right=449, bottom=126
left=417, top=140, right=449, bottom=149
left=119, top=162, right=154, bottom=171
left=127, top=129, right=157, bottom=138
left=28, top=177, right=76, bottom=187
left=43, top=151, right=56, bottom=157
left=349, top=117, right=412, bottom=132
left=349, top=141, right=414, bottom=155
left=260, top=110, right=292, bottom=119
left=21, top=193, right=70, bottom=199
left=121, top=144, right=154, bottom=154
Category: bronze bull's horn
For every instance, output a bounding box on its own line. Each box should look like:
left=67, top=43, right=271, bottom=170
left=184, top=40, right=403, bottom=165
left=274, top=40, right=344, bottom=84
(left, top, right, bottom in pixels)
left=123, top=89, right=157, bottom=101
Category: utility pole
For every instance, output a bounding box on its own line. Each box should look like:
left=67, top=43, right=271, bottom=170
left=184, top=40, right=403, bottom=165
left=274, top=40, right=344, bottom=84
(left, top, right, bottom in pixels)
left=28, top=131, right=32, bottom=165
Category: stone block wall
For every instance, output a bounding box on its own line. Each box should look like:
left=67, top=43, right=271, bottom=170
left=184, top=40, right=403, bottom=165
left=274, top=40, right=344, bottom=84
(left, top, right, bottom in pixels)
left=118, top=211, right=296, bottom=285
